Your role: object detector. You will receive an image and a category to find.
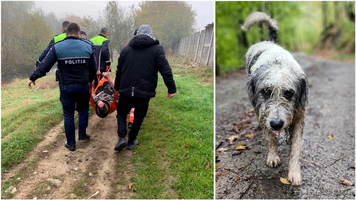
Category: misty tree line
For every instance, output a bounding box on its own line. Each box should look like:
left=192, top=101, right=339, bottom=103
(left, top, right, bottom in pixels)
left=1, top=1, right=196, bottom=83
left=216, top=1, right=355, bottom=75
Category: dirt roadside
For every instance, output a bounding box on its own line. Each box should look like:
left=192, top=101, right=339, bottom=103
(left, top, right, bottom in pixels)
left=2, top=113, right=136, bottom=199
left=215, top=53, right=355, bottom=199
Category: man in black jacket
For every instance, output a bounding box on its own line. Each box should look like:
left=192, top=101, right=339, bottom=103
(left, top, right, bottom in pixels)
left=114, top=24, right=176, bottom=151
left=28, top=23, right=97, bottom=151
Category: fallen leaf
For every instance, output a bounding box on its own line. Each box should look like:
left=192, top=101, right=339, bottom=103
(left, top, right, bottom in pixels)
left=205, top=161, right=211, bottom=168
left=228, top=135, right=240, bottom=141
left=235, top=145, right=246, bottom=150
left=339, top=177, right=354, bottom=186
left=280, top=177, right=291, bottom=184
left=216, top=170, right=229, bottom=177
left=74, top=195, right=77, bottom=198
left=235, top=177, right=240, bottom=183
left=185, top=144, right=188, bottom=148
left=152, top=162, right=156, bottom=165
left=133, top=152, right=137, bottom=155
left=216, top=163, right=221, bottom=169
left=223, top=121, right=228, bottom=125
left=353, top=164, right=355, bottom=168
left=245, top=133, right=254, bottom=139
left=217, top=147, right=228, bottom=152
left=151, top=195, right=155, bottom=199
left=128, top=183, right=134, bottom=190
left=329, top=134, right=333, bottom=139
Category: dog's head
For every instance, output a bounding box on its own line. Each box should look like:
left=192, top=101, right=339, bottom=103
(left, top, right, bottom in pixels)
left=247, top=63, right=308, bottom=134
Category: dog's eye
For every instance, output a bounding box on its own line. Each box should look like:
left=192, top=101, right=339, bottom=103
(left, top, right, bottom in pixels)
left=283, top=90, right=294, bottom=100
left=261, top=89, right=272, bottom=99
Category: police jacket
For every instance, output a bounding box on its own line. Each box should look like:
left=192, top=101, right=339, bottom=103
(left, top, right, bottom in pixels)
left=114, top=34, right=176, bottom=99
left=36, top=30, right=67, bottom=66
left=30, top=36, right=97, bottom=85
left=90, top=34, right=111, bottom=71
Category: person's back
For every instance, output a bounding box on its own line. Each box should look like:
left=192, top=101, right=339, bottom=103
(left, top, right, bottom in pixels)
left=114, top=24, right=176, bottom=152
left=55, top=38, right=94, bottom=84
left=90, top=28, right=111, bottom=73
left=115, top=25, right=176, bottom=99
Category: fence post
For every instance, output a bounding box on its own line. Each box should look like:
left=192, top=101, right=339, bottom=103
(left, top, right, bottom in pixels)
left=194, top=31, right=201, bottom=62
left=206, top=27, right=214, bottom=66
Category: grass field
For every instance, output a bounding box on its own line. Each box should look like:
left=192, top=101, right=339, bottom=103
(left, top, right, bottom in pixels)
left=1, top=56, right=214, bottom=198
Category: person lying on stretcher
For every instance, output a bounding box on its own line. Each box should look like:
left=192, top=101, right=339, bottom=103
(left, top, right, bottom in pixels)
left=92, top=72, right=117, bottom=118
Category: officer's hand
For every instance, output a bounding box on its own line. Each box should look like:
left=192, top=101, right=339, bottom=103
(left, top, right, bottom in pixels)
left=102, top=72, right=109, bottom=78
left=167, top=93, right=175, bottom=98
left=35, top=65, right=38, bottom=69
left=27, top=80, right=35, bottom=89
left=96, top=70, right=101, bottom=75
left=98, top=101, right=105, bottom=109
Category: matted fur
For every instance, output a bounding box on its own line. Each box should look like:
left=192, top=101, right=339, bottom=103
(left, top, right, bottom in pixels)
left=243, top=12, right=308, bottom=186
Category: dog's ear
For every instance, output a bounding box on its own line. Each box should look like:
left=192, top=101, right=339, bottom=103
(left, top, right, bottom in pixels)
left=296, top=77, right=308, bottom=108
left=247, top=75, right=258, bottom=107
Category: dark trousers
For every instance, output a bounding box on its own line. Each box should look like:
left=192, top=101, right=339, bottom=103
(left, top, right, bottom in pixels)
left=59, top=83, right=90, bottom=146
left=116, top=95, right=150, bottom=143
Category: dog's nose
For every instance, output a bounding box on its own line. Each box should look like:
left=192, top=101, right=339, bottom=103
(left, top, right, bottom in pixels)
left=270, top=119, right=284, bottom=130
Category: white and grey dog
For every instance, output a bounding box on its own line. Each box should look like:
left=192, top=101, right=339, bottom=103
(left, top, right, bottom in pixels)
left=242, top=12, right=308, bottom=186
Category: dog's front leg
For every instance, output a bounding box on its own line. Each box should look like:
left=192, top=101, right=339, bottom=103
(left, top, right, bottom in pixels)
left=265, top=129, right=280, bottom=167
left=288, top=109, right=305, bottom=186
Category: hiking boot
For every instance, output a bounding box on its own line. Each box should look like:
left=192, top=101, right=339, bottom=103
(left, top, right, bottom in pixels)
left=114, top=138, right=127, bottom=151
left=126, top=139, right=139, bottom=150
left=64, top=142, right=76, bottom=151
left=79, top=134, right=90, bottom=140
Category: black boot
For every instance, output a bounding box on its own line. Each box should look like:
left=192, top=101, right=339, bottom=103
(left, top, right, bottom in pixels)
left=114, top=137, right=127, bottom=151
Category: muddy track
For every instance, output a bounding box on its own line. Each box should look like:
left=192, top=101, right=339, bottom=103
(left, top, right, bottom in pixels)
left=2, top=113, right=136, bottom=199
left=216, top=53, right=355, bottom=199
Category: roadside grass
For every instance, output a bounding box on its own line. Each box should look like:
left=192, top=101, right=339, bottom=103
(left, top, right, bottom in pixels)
left=71, top=178, right=89, bottom=198
left=129, top=63, right=214, bottom=199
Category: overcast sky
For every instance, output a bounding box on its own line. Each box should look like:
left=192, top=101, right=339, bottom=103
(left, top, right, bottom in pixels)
left=34, top=1, right=214, bottom=31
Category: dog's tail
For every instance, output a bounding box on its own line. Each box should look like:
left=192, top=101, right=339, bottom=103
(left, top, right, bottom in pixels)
left=241, top=12, right=279, bottom=43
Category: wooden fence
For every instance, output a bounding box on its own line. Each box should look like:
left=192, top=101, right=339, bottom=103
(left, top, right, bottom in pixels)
left=175, top=23, right=214, bottom=66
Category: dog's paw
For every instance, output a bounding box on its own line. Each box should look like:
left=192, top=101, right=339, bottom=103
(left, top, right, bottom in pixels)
left=288, top=170, right=302, bottom=186
left=266, top=154, right=280, bottom=167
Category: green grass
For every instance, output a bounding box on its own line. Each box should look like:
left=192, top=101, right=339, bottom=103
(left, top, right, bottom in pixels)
left=1, top=73, right=63, bottom=171
left=72, top=178, right=89, bottom=198
left=130, top=63, right=214, bottom=199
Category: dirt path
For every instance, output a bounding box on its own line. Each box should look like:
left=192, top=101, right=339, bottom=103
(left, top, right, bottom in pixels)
left=216, top=53, right=355, bottom=199
left=2, top=113, right=136, bottom=199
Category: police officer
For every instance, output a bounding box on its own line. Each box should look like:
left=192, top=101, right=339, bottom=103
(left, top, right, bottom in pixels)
left=35, top=21, right=70, bottom=69
left=90, top=28, right=111, bottom=87
left=28, top=23, right=97, bottom=152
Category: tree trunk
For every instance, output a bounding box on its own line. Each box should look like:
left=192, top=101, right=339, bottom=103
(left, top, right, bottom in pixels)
left=322, top=2, right=328, bottom=30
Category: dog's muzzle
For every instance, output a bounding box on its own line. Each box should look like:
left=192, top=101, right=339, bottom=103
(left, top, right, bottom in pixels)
left=270, top=118, right=284, bottom=133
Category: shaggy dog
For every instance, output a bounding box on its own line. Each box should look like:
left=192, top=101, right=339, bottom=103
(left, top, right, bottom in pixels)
left=242, top=12, right=308, bottom=186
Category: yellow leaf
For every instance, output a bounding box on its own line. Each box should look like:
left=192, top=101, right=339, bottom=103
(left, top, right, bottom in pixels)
left=74, top=195, right=77, bottom=198
left=216, top=163, right=220, bottom=169
left=128, top=183, right=134, bottom=190
left=235, top=145, right=246, bottom=150
left=185, top=144, right=188, bottom=148
left=329, top=134, right=333, bottom=139
left=339, top=177, right=355, bottom=186
left=152, top=162, right=156, bottom=165
left=245, top=133, right=254, bottom=139
left=133, top=152, right=137, bottom=155
left=280, top=177, right=291, bottom=184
